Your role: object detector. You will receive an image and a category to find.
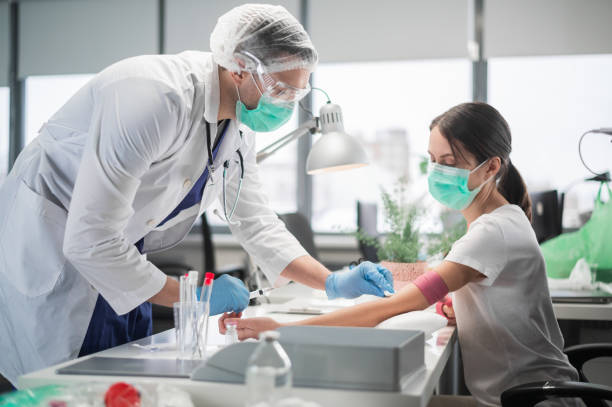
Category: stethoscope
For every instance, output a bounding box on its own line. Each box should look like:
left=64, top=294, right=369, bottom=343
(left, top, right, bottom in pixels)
left=205, top=121, right=244, bottom=225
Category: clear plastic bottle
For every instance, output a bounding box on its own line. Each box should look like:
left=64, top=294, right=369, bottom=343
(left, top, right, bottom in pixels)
left=245, top=331, right=292, bottom=407
left=225, top=320, right=239, bottom=346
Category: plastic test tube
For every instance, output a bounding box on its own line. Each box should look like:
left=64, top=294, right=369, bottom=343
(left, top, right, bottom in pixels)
left=194, top=272, right=215, bottom=358
left=201, top=273, right=214, bottom=310
left=188, top=271, right=198, bottom=304
left=187, top=271, right=200, bottom=357
left=178, top=275, right=187, bottom=356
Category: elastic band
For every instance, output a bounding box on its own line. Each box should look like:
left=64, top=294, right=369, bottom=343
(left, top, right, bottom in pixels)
left=413, top=270, right=449, bottom=305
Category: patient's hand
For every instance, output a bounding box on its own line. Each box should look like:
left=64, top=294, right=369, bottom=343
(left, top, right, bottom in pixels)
left=218, top=311, right=242, bottom=334
left=435, top=295, right=456, bottom=326
left=218, top=312, right=281, bottom=340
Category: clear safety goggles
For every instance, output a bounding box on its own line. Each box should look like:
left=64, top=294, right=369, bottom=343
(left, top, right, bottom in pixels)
left=240, top=51, right=311, bottom=103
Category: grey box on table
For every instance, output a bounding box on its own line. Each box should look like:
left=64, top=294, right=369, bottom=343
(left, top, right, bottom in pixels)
left=191, top=326, right=425, bottom=391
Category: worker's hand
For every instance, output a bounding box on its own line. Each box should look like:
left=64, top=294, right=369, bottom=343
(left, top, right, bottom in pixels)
left=325, top=261, right=394, bottom=300
left=219, top=315, right=281, bottom=341
left=208, top=274, right=249, bottom=316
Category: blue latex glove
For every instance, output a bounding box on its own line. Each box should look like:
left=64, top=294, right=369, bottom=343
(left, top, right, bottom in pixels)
left=195, top=274, right=249, bottom=316
left=325, top=261, right=395, bottom=300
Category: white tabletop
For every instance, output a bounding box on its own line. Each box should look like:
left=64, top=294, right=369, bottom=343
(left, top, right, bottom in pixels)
left=552, top=301, right=612, bottom=321
left=18, top=284, right=456, bottom=407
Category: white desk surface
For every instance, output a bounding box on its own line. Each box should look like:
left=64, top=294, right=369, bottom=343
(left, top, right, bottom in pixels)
left=18, top=283, right=456, bottom=407
left=552, top=301, right=612, bottom=321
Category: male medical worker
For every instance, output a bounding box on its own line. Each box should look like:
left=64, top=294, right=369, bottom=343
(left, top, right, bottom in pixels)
left=0, top=4, right=393, bottom=385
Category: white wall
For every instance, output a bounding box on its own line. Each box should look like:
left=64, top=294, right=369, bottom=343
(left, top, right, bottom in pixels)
left=165, top=0, right=300, bottom=54
left=309, top=0, right=468, bottom=62
left=485, top=0, right=612, bottom=57
left=19, top=0, right=158, bottom=78
left=0, top=1, right=9, bottom=86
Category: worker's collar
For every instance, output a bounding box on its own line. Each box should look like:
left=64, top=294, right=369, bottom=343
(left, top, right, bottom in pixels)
left=203, top=56, right=220, bottom=124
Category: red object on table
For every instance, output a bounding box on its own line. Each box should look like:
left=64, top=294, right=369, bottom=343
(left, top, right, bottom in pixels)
left=104, top=382, right=141, bottom=407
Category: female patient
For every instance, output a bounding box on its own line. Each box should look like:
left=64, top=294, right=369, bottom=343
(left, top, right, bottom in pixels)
left=220, top=103, right=580, bottom=407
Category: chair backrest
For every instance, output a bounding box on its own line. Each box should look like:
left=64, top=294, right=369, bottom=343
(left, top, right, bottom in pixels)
left=278, top=212, right=319, bottom=260
left=501, top=344, right=612, bottom=407
left=201, top=213, right=216, bottom=278
left=566, top=343, right=612, bottom=384
left=501, top=380, right=612, bottom=407
left=357, top=201, right=379, bottom=262
left=529, top=190, right=562, bottom=243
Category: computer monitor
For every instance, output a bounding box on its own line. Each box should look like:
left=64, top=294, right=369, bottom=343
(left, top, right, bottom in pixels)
left=357, top=201, right=380, bottom=262
left=530, top=190, right=562, bottom=243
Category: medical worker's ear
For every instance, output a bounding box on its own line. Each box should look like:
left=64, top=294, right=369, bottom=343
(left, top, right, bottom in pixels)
left=229, top=70, right=247, bottom=86
left=228, top=57, right=249, bottom=84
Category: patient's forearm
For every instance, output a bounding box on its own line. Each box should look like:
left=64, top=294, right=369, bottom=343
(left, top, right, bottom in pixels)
left=289, top=283, right=430, bottom=328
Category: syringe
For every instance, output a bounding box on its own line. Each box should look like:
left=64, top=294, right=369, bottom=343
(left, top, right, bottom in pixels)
left=249, top=287, right=274, bottom=300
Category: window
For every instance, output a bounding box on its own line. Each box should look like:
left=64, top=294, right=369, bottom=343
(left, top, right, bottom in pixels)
left=251, top=112, right=299, bottom=213
left=489, top=54, right=612, bottom=227
left=0, top=87, right=8, bottom=181
left=25, top=74, right=94, bottom=146
left=311, top=59, right=471, bottom=233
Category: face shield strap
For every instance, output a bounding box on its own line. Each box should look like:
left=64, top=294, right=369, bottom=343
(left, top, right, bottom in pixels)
left=250, top=73, right=264, bottom=96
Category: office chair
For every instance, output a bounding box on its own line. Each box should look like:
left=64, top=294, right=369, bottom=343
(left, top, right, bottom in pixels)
left=240, top=212, right=319, bottom=296
left=501, top=343, right=612, bottom=407
left=200, top=213, right=246, bottom=283
left=151, top=213, right=246, bottom=334
left=356, top=201, right=380, bottom=262
left=529, top=190, right=562, bottom=243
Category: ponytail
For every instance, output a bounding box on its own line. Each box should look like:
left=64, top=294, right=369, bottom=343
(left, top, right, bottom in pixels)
left=499, top=160, right=532, bottom=222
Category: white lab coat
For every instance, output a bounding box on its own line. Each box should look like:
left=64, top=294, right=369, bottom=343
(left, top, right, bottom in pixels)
left=0, top=51, right=307, bottom=385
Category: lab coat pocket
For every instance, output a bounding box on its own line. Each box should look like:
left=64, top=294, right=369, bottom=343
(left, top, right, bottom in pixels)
left=0, top=180, right=67, bottom=297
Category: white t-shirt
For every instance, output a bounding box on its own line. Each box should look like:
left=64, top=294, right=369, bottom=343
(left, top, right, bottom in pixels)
left=446, top=204, right=580, bottom=407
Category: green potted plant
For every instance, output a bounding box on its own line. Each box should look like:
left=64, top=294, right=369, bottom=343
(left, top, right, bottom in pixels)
left=356, top=177, right=466, bottom=290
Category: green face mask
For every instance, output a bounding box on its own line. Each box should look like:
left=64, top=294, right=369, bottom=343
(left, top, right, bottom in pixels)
left=427, top=160, right=491, bottom=210
left=235, top=78, right=295, bottom=132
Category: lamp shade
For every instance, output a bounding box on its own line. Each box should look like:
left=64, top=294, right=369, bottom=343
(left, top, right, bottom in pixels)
left=306, top=103, right=369, bottom=174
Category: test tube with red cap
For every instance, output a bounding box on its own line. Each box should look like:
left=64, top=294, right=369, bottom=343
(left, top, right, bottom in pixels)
left=200, top=272, right=214, bottom=305
left=194, top=272, right=215, bottom=358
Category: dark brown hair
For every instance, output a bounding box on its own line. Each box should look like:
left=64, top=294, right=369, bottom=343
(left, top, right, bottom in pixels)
left=430, top=102, right=532, bottom=222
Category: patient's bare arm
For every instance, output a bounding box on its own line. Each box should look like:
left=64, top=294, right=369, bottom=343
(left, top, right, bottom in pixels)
left=220, top=261, right=482, bottom=340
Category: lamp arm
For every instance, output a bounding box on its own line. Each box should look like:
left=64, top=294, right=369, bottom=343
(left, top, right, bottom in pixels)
left=256, top=117, right=319, bottom=164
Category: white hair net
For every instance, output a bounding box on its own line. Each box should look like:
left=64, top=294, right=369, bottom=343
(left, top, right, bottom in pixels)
left=210, top=4, right=318, bottom=73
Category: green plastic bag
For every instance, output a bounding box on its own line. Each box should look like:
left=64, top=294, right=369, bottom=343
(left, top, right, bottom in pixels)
left=580, top=182, right=612, bottom=271
left=541, top=230, right=586, bottom=279
left=541, top=182, right=612, bottom=279
left=0, top=385, right=62, bottom=407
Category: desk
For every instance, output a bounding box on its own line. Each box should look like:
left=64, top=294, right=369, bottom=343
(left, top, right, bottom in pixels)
left=18, top=284, right=456, bottom=407
left=552, top=302, right=612, bottom=321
